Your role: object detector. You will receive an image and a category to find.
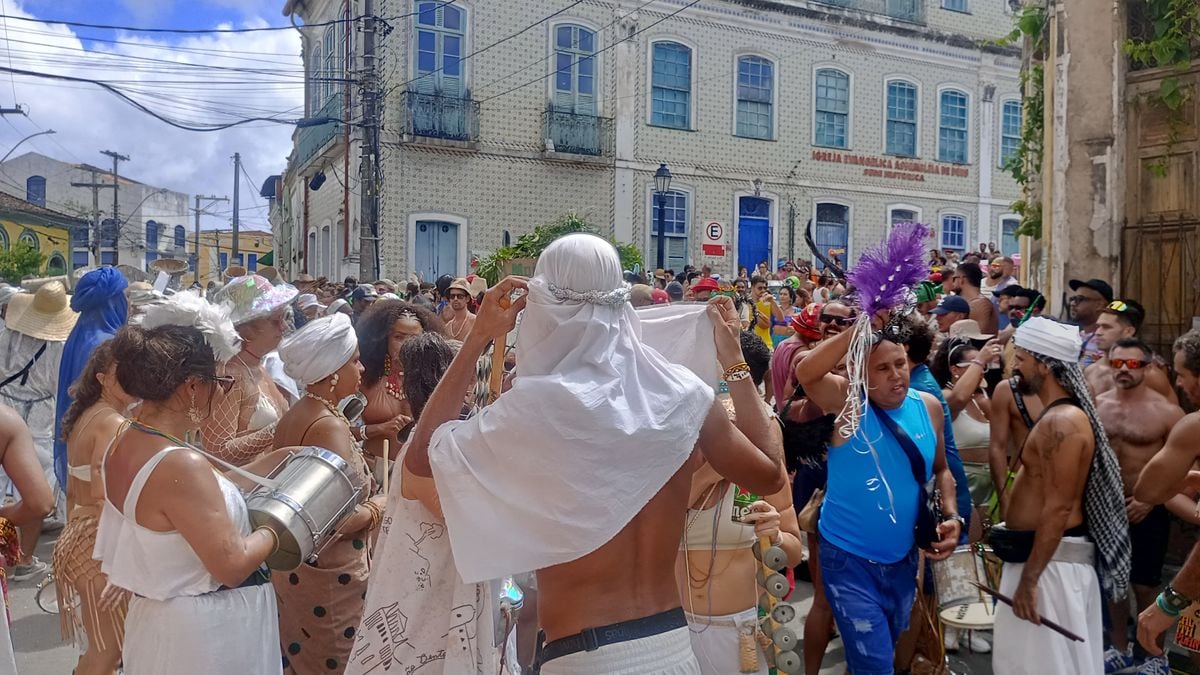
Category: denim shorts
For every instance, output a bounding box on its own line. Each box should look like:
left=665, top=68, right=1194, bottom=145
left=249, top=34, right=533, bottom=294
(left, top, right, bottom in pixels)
left=819, top=535, right=919, bottom=675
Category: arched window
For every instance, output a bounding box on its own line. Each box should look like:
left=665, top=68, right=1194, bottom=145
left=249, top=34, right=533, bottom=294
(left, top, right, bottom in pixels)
left=885, top=80, right=918, bottom=157
left=0, top=227, right=9, bottom=250
left=47, top=253, right=67, bottom=276
left=323, top=25, right=337, bottom=106
left=145, top=220, right=159, bottom=264
left=650, top=42, right=692, bottom=129
left=414, top=1, right=466, bottom=97
left=814, top=69, right=850, bottom=149
left=552, top=24, right=596, bottom=115
left=18, top=228, right=39, bottom=251
left=174, top=225, right=186, bottom=250
left=1000, top=100, right=1022, bottom=167
left=736, top=56, right=774, bottom=140
left=938, top=89, right=969, bottom=163
left=25, top=175, right=46, bottom=207
left=310, top=43, right=323, bottom=113
left=814, top=202, right=849, bottom=270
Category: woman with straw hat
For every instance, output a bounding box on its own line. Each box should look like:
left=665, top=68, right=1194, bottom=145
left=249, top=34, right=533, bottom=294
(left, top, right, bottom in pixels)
left=0, top=280, right=78, bottom=580
left=200, top=275, right=297, bottom=465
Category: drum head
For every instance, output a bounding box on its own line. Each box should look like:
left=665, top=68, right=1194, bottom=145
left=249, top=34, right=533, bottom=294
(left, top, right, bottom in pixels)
left=248, top=504, right=305, bottom=571
left=939, top=602, right=996, bottom=629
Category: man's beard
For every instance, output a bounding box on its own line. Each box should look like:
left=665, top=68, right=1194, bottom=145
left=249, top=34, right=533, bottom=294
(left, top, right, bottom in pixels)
left=990, top=270, right=1003, bottom=280
left=1114, top=374, right=1139, bottom=390
left=1014, top=373, right=1039, bottom=395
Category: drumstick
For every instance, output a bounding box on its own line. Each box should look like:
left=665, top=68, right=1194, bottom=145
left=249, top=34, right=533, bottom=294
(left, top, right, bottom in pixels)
left=970, top=582, right=1084, bottom=642
left=381, top=440, right=389, bottom=496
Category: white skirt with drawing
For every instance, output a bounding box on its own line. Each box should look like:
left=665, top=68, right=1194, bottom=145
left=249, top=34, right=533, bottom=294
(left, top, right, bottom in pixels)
left=345, top=452, right=506, bottom=675
left=992, top=547, right=1103, bottom=675
left=539, top=627, right=701, bottom=675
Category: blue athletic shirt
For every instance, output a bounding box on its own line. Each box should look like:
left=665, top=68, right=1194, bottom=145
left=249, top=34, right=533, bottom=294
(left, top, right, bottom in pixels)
left=819, top=388, right=936, bottom=563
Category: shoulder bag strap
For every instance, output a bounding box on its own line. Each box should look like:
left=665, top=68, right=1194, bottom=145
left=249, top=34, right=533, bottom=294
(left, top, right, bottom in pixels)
left=0, top=343, right=47, bottom=391
left=1009, top=378, right=1035, bottom=429
left=868, top=400, right=928, bottom=486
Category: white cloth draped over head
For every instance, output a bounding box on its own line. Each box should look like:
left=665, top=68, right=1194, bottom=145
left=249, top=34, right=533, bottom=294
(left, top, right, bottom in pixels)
left=278, top=313, right=358, bottom=385
left=429, top=233, right=718, bottom=583
left=1013, top=316, right=1082, bottom=363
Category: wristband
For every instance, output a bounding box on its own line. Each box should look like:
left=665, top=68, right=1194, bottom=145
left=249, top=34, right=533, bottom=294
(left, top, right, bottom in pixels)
left=969, top=359, right=986, bottom=369
left=1158, top=593, right=1183, bottom=618
left=722, top=362, right=752, bottom=382
left=1160, top=584, right=1193, bottom=616
left=255, top=526, right=280, bottom=555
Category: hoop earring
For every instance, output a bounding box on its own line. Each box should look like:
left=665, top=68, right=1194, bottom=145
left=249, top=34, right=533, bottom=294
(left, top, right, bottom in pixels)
left=187, top=388, right=203, bottom=424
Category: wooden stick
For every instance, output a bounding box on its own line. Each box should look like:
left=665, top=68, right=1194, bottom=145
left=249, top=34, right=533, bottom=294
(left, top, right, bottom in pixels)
left=970, top=582, right=1084, bottom=642
left=381, top=440, right=389, bottom=496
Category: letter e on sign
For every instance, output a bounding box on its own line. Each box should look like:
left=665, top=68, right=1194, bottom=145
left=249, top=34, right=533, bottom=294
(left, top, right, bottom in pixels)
left=706, top=222, right=724, bottom=242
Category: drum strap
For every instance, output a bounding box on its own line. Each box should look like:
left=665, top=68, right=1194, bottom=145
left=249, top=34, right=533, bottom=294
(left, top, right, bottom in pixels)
left=165, top=438, right=282, bottom=492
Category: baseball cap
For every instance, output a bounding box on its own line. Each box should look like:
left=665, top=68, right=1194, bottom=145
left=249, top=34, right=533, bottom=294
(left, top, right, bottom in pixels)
left=995, top=285, right=1026, bottom=298
left=1068, top=278, right=1114, bottom=302
left=665, top=281, right=684, bottom=301
left=350, top=284, right=378, bottom=302
left=691, top=277, right=720, bottom=293
left=651, top=289, right=670, bottom=305
left=931, top=295, right=970, bottom=316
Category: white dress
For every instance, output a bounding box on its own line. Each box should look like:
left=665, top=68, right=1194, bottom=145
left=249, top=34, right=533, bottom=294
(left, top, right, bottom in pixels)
left=93, top=446, right=281, bottom=675
left=0, top=330, right=63, bottom=500
left=345, top=445, right=504, bottom=675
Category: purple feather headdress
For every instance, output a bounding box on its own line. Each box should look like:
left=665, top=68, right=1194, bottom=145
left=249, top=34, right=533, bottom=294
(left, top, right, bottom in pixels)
left=837, top=222, right=931, bottom=438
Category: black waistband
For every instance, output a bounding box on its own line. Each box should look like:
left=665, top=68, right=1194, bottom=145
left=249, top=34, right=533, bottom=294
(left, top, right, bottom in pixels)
left=217, top=567, right=271, bottom=593
left=538, top=608, right=687, bottom=666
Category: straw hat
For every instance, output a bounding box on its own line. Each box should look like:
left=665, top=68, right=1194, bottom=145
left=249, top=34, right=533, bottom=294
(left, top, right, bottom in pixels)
left=215, top=274, right=299, bottom=326
left=225, top=264, right=247, bottom=279
left=5, top=281, right=78, bottom=341
left=256, top=266, right=281, bottom=284
left=0, top=283, right=21, bottom=306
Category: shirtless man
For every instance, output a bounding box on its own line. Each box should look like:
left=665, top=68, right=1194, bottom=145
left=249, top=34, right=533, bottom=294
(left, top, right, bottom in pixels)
left=406, top=237, right=785, bottom=674
left=1084, top=300, right=1179, bottom=405
left=991, top=318, right=1130, bottom=675
left=1095, top=339, right=1184, bottom=672
left=987, top=371, right=1045, bottom=520
left=1134, top=330, right=1200, bottom=656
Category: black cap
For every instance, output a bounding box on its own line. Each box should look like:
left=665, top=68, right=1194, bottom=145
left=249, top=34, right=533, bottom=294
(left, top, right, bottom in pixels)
left=350, top=284, right=378, bottom=302
left=1068, top=278, right=1114, bottom=302
left=995, top=285, right=1025, bottom=298
left=665, top=281, right=684, bottom=301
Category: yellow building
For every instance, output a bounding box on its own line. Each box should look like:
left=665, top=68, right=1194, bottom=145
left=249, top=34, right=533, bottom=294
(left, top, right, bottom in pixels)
left=193, top=229, right=274, bottom=285
left=0, top=192, right=76, bottom=278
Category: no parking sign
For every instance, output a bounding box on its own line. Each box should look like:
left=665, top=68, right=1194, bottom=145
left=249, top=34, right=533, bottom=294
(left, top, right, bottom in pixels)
left=703, top=221, right=727, bottom=257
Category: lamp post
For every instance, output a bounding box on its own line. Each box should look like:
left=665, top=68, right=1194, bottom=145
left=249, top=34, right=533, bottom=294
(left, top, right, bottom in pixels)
left=0, top=129, right=55, bottom=165
left=653, top=163, right=672, bottom=271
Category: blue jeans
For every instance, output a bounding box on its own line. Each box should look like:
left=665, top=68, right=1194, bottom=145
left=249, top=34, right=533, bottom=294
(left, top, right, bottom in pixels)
left=819, top=536, right=918, bottom=675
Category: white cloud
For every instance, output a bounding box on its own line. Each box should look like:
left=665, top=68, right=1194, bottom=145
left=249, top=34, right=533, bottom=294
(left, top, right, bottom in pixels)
left=0, top=1, right=304, bottom=231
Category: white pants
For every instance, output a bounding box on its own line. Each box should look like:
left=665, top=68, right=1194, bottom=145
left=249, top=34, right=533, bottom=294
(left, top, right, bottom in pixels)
left=685, top=608, right=769, bottom=675
left=992, top=552, right=1103, bottom=674
left=540, top=626, right=701, bottom=675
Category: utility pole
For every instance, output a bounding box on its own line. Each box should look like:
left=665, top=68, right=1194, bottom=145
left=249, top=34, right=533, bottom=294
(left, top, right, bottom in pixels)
left=101, top=150, right=129, bottom=264
left=358, top=0, right=381, bottom=282
left=231, top=153, right=241, bottom=266
left=71, top=168, right=115, bottom=266
left=193, top=195, right=229, bottom=284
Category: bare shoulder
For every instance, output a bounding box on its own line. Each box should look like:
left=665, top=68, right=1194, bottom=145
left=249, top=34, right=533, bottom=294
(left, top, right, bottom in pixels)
left=1038, top=404, right=1093, bottom=447
left=1169, top=413, right=1200, bottom=441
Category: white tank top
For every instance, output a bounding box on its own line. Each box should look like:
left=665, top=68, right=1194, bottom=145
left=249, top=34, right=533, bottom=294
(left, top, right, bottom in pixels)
left=94, top=446, right=251, bottom=601
left=680, top=483, right=758, bottom=552
left=951, top=408, right=991, bottom=452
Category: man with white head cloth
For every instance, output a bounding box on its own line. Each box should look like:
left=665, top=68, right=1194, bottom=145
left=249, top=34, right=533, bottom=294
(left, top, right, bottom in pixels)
left=404, top=234, right=785, bottom=675
left=991, top=316, right=1130, bottom=675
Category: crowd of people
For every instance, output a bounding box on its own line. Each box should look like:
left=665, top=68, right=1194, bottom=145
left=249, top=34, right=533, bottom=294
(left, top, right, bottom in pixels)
left=0, top=226, right=1195, bottom=675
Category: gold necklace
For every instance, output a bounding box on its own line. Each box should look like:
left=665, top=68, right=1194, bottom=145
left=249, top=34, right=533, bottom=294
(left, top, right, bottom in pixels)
left=448, top=314, right=468, bottom=339
left=304, top=392, right=353, bottom=429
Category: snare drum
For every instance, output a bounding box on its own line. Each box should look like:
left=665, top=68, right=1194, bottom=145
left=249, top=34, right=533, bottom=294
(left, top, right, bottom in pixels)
left=246, top=447, right=366, bottom=571
left=932, top=545, right=1002, bottom=630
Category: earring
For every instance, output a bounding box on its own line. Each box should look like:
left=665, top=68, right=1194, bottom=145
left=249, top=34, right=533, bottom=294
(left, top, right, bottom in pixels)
left=187, top=388, right=203, bottom=424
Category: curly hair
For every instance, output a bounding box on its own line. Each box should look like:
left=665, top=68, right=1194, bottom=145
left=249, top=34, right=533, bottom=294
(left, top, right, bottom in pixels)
left=111, top=324, right=217, bottom=402
left=1175, top=330, right=1200, bottom=376
left=61, top=340, right=117, bottom=441
left=358, top=299, right=445, bottom=387
left=398, top=333, right=457, bottom=420
left=739, top=330, right=771, bottom=386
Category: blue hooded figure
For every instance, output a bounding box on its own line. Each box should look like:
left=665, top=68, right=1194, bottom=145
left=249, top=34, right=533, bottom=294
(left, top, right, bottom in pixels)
left=53, top=268, right=128, bottom=488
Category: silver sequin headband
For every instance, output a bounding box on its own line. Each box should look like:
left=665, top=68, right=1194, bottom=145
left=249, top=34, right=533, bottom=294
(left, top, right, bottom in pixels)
left=547, top=282, right=631, bottom=306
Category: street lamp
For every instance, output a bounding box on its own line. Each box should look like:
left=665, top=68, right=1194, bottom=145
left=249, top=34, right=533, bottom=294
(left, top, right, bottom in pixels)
left=0, top=129, right=56, bottom=165
left=653, top=163, right=672, bottom=271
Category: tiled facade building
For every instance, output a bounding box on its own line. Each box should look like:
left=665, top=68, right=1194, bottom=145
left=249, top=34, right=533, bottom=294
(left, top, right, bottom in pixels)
left=275, top=0, right=1023, bottom=281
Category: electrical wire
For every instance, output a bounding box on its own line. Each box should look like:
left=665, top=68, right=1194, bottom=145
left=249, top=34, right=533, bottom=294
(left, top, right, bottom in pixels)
left=0, top=0, right=17, bottom=104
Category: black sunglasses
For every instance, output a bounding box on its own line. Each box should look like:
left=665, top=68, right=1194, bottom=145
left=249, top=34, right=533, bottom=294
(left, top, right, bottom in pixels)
left=820, top=314, right=856, bottom=327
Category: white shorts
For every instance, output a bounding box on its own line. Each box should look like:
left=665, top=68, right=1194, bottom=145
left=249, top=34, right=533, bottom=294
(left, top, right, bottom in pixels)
left=539, top=626, right=700, bottom=675
left=685, top=607, right=770, bottom=675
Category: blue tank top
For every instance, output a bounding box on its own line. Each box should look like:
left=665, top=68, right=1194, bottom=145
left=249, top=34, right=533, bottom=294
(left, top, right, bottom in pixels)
left=819, top=389, right=936, bottom=563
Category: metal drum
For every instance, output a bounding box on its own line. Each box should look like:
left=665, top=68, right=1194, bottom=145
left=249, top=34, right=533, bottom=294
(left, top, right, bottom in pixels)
left=932, top=545, right=1002, bottom=629
left=246, top=447, right=365, bottom=571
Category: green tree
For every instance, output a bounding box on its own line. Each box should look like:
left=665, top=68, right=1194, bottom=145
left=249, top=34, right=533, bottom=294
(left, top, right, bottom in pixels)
left=0, top=240, right=47, bottom=284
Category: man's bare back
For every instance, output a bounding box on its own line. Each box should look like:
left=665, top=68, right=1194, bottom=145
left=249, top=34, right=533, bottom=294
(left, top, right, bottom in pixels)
left=1005, top=404, right=1093, bottom=532
left=1096, top=387, right=1183, bottom=493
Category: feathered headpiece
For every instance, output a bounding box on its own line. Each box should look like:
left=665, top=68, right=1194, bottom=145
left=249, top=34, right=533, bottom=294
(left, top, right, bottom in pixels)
left=838, top=222, right=930, bottom=437
left=139, top=290, right=242, bottom=364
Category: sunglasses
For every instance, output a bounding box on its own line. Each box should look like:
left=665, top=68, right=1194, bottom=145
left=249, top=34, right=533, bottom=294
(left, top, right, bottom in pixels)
left=447, top=292, right=470, bottom=300
left=1107, top=300, right=1129, bottom=313
left=1110, top=358, right=1147, bottom=370
left=820, top=314, right=856, bottom=327
left=1068, top=295, right=1101, bottom=304
left=208, top=375, right=236, bottom=394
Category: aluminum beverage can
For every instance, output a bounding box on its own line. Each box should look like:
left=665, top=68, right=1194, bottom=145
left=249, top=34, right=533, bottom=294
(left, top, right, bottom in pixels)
left=731, top=485, right=760, bottom=523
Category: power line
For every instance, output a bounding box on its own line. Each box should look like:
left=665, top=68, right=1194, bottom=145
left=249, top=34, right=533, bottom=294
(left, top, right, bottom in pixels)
left=478, top=0, right=703, bottom=105
left=0, top=0, right=16, bottom=103
left=3, top=24, right=304, bottom=64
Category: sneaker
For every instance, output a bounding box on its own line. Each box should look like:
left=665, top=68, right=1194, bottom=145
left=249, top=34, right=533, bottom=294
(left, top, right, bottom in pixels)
left=966, top=630, right=991, bottom=653
left=9, top=557, right=48, bottom=582
left=1104, top=646, right=1135, bottom=674
left=943, top=626, right=960, bottom=653
left=1136, top=655, right=1170, bottom=675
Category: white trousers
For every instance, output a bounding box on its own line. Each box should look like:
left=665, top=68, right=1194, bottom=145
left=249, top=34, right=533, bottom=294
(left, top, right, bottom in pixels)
left=540, top=626, right=701, bottom=675
left=685, top=608, right=770, bottom=675
left=992, top=551, right=1103, bottom=675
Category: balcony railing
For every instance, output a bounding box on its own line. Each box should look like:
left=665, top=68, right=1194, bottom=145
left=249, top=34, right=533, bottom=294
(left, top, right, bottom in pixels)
left=400, top=92, right=479, bottom=143
left=293, top=92, right=344, bottom=169
left=543, top=110, right=613, bottom=157
left=810, top=0, right=924, bottom=24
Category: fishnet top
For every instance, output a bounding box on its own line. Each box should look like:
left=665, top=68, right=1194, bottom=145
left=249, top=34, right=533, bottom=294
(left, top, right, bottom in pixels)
left=199, top=360, right=279, bottom=465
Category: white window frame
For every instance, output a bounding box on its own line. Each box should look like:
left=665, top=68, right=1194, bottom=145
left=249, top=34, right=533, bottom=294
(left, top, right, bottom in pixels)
left=309, top=41, right=322, bottom=114
left=998, top=213, right=1021, bottom=257
left=886, top=203, right=924, bottom=232
left=941, top=0, right=969, bottom=12
left=406, top=212, right=470, bottom=279
left=731, top=50, right=779, bottom=141
left=646, top=36, right=699, bottom=131
left=998, top=97, right=1022, bottom=168
left=882, top=76, right=921, bottom=158
left=545, top=18, right=604, bottom=116
left=644, top=181, right=695, bottom=269
left=939, top=211, right=969, bottom=251
left=936, top=84, right=972, bottom=165
left=810, top=198, right=852, bottom=270
left=811, top=64, right=853, bottom=150
left=408, top=1, right=474, bottom=95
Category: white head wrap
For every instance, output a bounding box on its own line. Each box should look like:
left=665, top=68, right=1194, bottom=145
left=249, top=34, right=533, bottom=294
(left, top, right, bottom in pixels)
left=1013, top=316, right=1082, bottom=363
left=429, top=233, right=717, bottom=583
left=140, top=290, right=241, bottom=364
left=278, top=313, right=358, bottom=386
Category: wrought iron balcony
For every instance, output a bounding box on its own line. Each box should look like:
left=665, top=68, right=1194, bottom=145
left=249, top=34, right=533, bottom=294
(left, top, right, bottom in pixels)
left=810, top=0, right=924, bottom=24
left=293, top=92, right=344, bottom=169
left=400, top=91, right=480, bottom=143
left=542, top=110, right=613, bottom=157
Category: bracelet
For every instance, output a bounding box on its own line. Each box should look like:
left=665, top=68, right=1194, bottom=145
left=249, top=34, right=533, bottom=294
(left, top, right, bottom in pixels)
left=361, top=500, right=384, bottom=531
left=1158, top=593, right=1183, bottom=618
left=255, top=526, right=280, bottom=555
left=969, top=359, right=986, bottom=369
left=722, top=362, right=751, bottom=382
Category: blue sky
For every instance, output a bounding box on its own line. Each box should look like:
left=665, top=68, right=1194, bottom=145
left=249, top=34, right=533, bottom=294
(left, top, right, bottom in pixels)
left=21, top=0, right=288, bottom=32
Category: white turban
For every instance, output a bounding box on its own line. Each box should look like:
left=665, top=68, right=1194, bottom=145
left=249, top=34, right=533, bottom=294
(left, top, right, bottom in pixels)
left=278, top=313, right=358, bottom=385
left=1013, top=316, right=1082, bottom=363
